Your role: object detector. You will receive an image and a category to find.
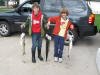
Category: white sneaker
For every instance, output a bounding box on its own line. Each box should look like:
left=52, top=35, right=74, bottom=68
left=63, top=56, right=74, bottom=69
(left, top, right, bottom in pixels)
left=59, top=58, right=63, bottom=63
left=54, top=57, right=58, bottom=62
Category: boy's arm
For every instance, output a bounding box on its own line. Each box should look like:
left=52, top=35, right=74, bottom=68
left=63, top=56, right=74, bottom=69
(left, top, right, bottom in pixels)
left=68, top=21, right=74, bottom=30
left=41, top=15, right=47, bottom=37
left=43, top=15, right=47, bottom=27
left=23, top=16, right=30, bottom=28
left=48, top=16, right=58, bottom=23
left=20, top=15, right=31, bottom=33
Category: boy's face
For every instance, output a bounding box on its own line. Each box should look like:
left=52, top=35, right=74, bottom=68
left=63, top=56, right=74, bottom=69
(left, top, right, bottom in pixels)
left=33, top=6, right=39, bottom=14
left=61, top=13, right=67, bottom=19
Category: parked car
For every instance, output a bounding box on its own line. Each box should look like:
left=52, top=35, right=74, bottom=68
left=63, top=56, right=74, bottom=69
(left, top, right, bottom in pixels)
left=8, top=0, right=18, bottom=8
left=0, top=0, right=97, bottom=43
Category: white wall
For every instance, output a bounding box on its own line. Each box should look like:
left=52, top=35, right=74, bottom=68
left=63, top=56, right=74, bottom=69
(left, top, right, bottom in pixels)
left=88, top=1, right=100, bottom=14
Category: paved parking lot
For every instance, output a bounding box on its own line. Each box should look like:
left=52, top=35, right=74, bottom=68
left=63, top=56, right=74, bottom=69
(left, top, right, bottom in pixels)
left=0, top=33, right=100, bottom=75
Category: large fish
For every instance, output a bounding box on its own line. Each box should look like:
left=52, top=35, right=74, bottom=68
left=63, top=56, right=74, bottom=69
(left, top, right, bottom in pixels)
left=20, top=33, right=26, bottom=56
left=45, top=34, right=52, bottom=61
left=67, top=31, right=73, bottom=60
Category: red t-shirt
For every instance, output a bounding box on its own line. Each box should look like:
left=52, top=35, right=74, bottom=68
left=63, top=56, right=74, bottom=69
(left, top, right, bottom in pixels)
left=32, top=11, right=42, bottom=33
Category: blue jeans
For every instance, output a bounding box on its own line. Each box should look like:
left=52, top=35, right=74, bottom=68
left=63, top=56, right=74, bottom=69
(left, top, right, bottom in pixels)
left=54, top=35, right=64, bottom=58
left=32, top=33, right=42, bottom=51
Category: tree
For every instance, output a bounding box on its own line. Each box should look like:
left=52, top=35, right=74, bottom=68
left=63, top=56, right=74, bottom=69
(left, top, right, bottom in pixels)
left=3, top=0, right=9, bottom=7
left=15, top=0, right=19, bottom=3
left=86, top=0, right=91, bottom=5
left=0, top=0, right=5, bottom=6
left=86, top=0, right=100, bottom=2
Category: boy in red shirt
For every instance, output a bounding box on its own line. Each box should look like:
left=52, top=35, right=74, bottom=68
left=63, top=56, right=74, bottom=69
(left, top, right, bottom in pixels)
left=21, top=3, right=46, bottom=63
left=47, top=8, right=74, bottom=63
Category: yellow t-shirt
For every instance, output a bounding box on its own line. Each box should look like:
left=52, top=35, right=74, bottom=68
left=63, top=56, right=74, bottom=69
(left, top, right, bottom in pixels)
left=59, top=18, right=69, bottom=37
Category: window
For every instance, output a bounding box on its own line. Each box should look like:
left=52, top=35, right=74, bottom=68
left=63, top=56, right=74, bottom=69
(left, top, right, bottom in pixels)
left=62, top=0, right=86, bottom=13
left=43, top=0, right=62, bottom=11
left=21, top=2, right=32, bottom=12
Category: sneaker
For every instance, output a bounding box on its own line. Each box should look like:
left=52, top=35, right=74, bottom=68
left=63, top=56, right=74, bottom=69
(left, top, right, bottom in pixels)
left=59, top=58, right=63, bottom=63
left=54, top=57, right=58, bottom=62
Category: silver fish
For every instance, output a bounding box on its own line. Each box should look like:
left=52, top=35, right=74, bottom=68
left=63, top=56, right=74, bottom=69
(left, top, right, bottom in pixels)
left=20, top=33, right=26, bottom=56
left=67, top=32, right=73, bottom=60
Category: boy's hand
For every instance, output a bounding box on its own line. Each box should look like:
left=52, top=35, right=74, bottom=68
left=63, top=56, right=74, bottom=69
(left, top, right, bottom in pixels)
left=47, top=21, right=50, bottom=29
left=20, top=25, right=25, bottom=29
left=70, top=24, right=74, bottom=30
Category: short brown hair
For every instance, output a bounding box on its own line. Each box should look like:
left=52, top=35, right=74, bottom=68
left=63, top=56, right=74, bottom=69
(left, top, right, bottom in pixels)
left=60, top=8, right=69, bottom=16
left=32, top=3, right=40, bottom=11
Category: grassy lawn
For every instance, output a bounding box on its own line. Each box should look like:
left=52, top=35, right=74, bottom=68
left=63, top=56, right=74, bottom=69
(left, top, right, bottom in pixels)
left=95, top=14, right=100, bottom=31
left=0, top=9, right=10, bottom=12
left=0, top=8, right=14, bottom=12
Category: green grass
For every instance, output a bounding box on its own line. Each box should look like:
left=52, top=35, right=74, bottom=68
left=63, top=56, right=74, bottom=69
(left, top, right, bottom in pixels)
left=0, top=9, right=9, bottom=12
left=95, top=14, right=100, bottom=31
left=0, top=8, right=14, bottom=12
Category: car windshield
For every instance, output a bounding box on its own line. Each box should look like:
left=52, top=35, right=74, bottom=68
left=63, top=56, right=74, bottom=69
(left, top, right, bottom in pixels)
left=43, top=0, right=86, bottom=13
